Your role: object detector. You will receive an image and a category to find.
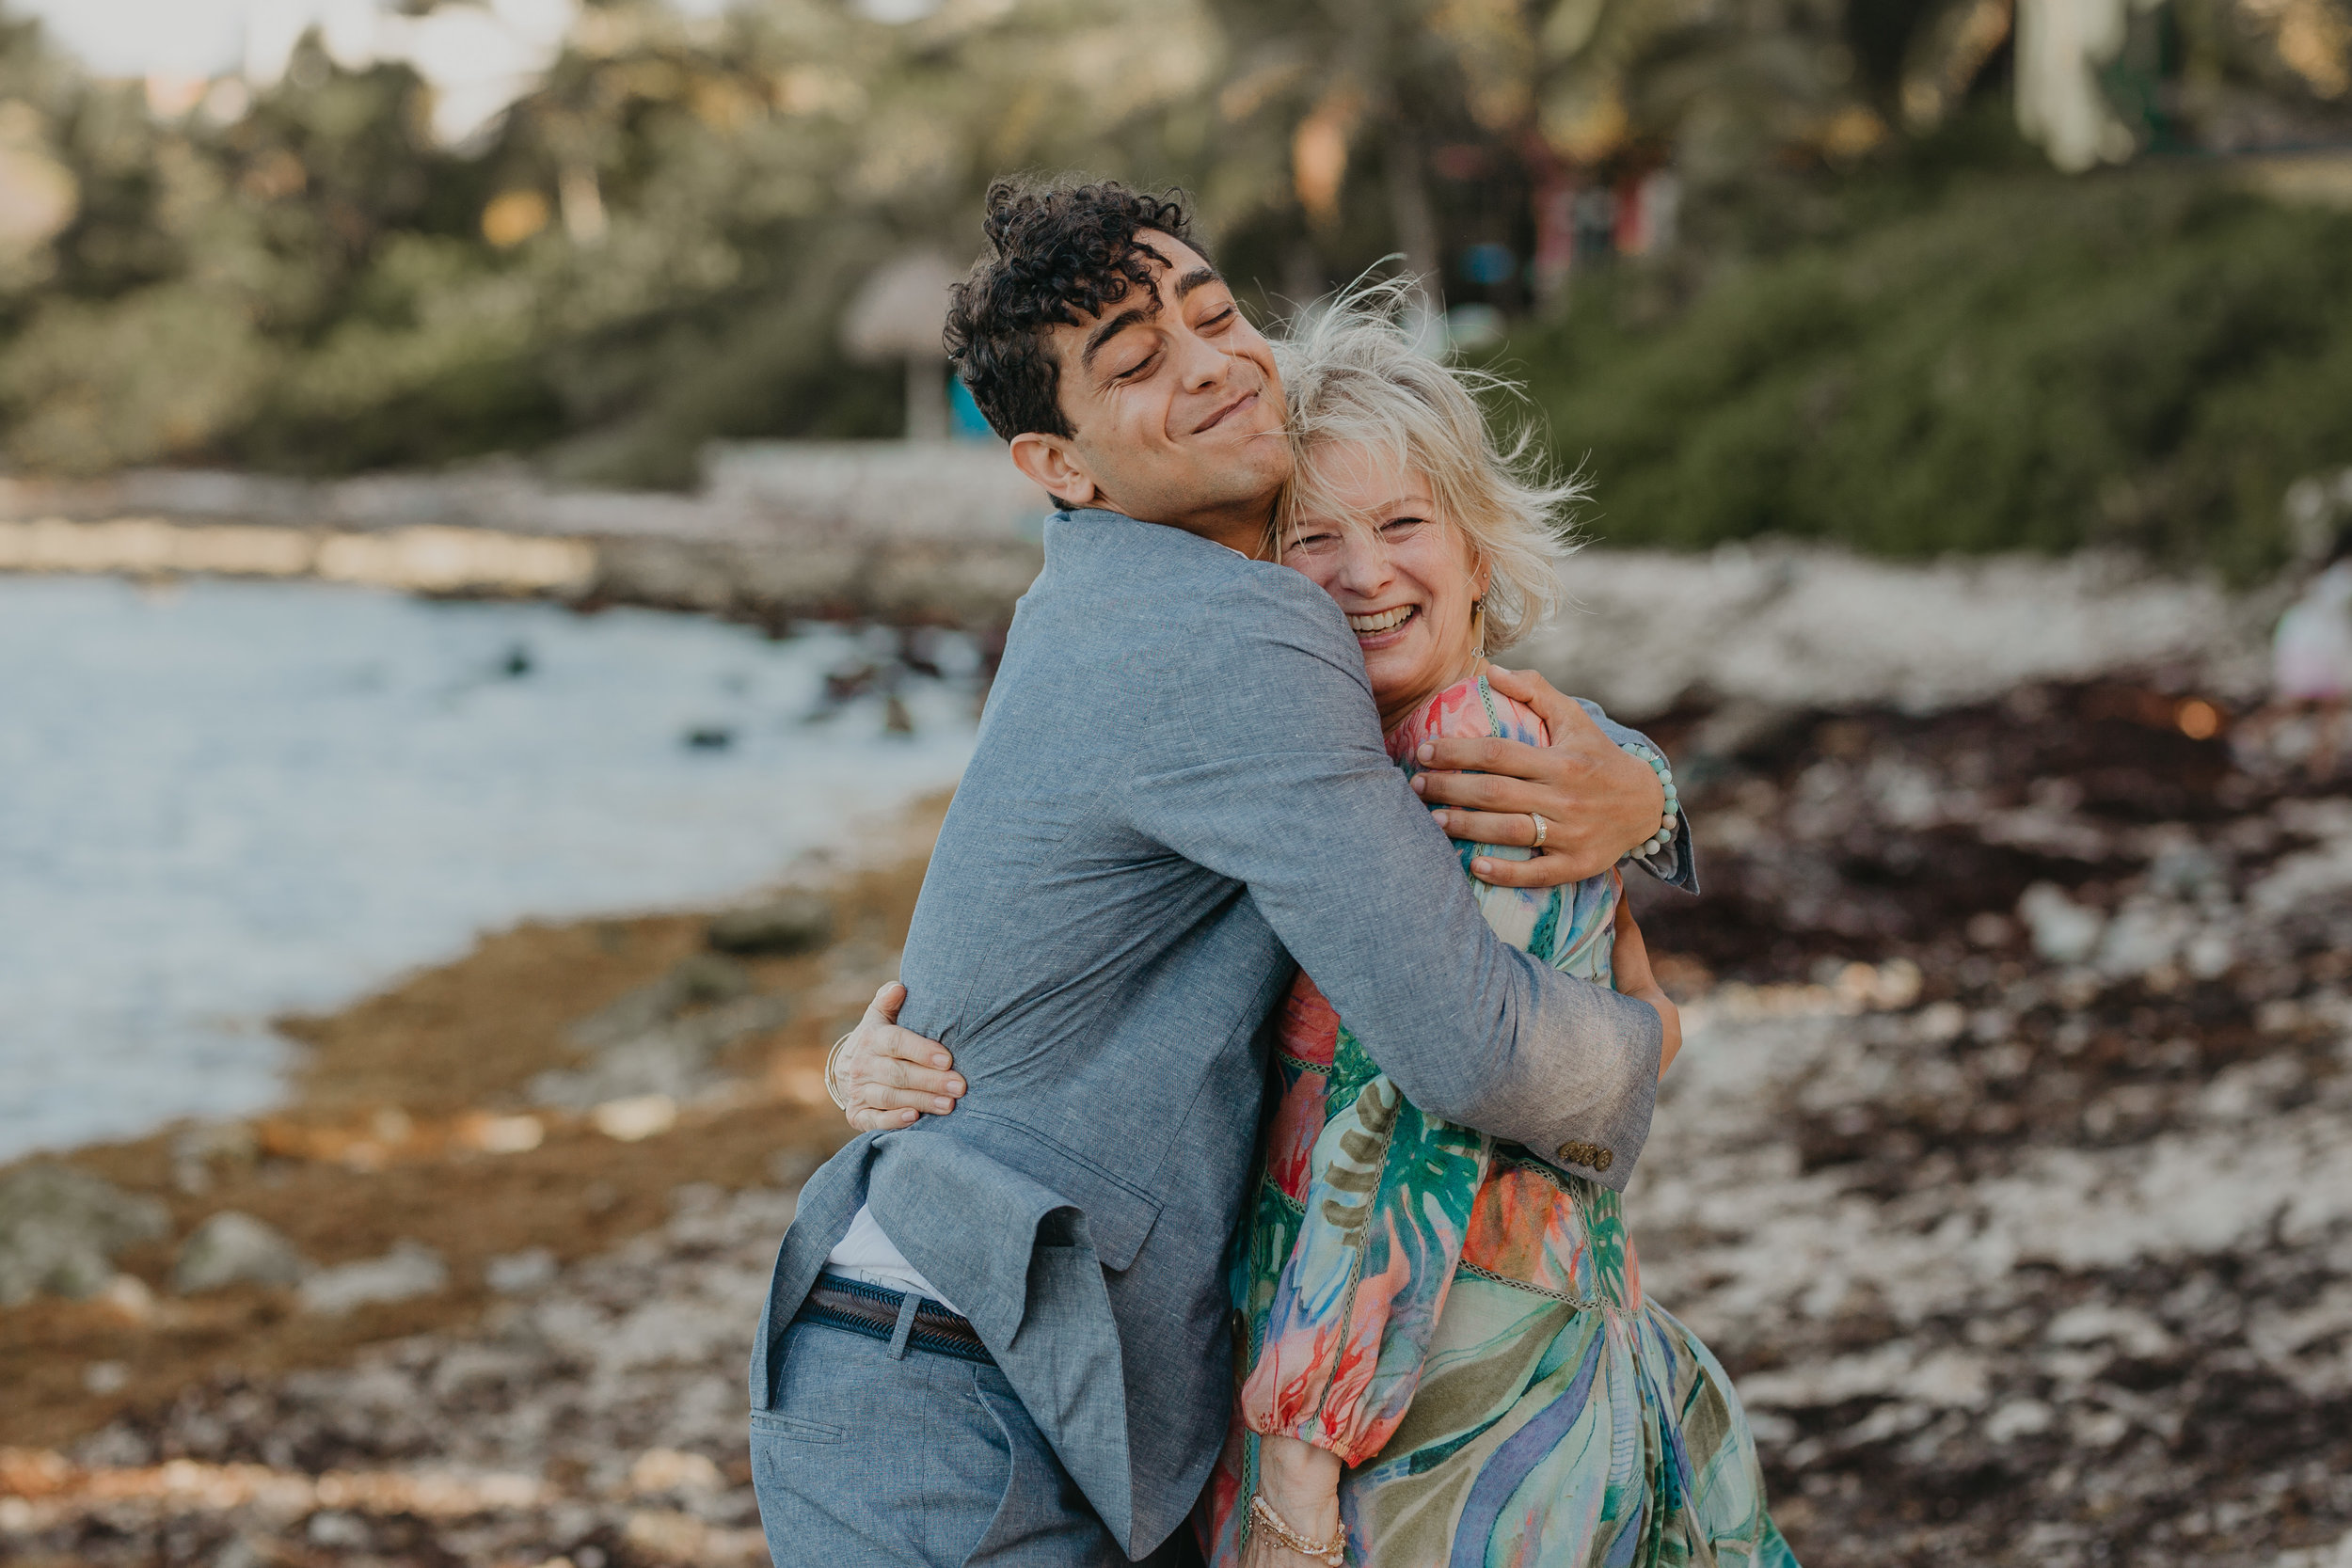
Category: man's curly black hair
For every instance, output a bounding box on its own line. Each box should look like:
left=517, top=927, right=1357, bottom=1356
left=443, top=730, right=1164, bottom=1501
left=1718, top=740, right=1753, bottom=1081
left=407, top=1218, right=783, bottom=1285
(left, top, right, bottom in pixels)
left=944, top=177, right=1202, bottom=442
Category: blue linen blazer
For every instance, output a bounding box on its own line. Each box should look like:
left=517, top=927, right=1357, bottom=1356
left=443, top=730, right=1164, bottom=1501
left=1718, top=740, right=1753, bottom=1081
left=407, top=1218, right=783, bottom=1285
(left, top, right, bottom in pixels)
left=752, top=508, right=1697, bottom=1558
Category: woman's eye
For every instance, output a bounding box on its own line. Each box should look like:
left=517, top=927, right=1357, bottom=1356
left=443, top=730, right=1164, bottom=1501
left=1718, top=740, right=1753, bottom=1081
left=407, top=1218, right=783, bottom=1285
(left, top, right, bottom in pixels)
left=1291, top=531, right=1337, bottom=553
left=1382, top=516, right=1427, bottom=538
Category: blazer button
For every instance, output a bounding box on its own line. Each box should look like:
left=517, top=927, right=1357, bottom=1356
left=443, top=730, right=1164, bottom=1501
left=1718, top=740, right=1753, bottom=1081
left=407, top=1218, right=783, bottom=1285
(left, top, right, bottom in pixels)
left=1592, top=1148, right=1614, bottom=1172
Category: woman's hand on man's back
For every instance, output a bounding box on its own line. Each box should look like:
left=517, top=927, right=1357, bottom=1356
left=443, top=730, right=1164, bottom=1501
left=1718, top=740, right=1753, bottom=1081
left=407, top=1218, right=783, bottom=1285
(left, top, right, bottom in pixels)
left=832, top=982, right=966, bottom=1132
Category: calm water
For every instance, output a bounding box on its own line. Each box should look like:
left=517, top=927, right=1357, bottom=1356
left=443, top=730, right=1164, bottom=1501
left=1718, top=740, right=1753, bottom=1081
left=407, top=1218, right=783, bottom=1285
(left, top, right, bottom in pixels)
left=0, top=576, right=980, bottom=1160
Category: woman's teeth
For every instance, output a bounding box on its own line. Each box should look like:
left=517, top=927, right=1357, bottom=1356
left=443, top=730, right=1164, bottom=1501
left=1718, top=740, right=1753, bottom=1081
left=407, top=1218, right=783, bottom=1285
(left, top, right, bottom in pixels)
left=1347, top=606, right=1416, bottom=635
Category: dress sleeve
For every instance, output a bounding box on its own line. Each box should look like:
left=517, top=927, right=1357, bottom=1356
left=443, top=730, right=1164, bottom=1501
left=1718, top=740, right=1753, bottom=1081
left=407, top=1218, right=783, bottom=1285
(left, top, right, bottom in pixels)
left=1235, top=680, right=1553, bottom=1465
left=1236, top=1028, right=1493, bottom=1465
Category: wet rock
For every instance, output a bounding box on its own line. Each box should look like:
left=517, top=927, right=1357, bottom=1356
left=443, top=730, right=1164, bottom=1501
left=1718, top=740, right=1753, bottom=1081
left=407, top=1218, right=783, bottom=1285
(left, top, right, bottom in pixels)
left=173, top=1212, right=306, bottom=1294
left=2017, top=882, right=2106, bottom=966
left=485, top=1248, right=559, bottom=1295
left=628, top=1448, right=724, bottom=1497
left=0, top=1166, right=168, bottom=1307
left=588, top=1094, right=677, bottom=1142
left=532, top=994, right=793, bottom=1109
left=169, top=1121, right=258, bottom=1196
left=297, top=1242, right=448, bottom=1315
left=705, top=892, right=834, bottom=957
left=306, top=1511, right=370, bottom=1550
left=567, top=955, right=752, bottom=1053
left=535, top=955, right=792, bottom=1109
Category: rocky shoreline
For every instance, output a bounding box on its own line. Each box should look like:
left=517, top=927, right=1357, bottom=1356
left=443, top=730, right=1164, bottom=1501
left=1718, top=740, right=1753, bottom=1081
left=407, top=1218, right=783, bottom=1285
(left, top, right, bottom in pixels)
left=6, top=611, right=2350, bottom=1565
left=0, top=454, right=1050, bottom=630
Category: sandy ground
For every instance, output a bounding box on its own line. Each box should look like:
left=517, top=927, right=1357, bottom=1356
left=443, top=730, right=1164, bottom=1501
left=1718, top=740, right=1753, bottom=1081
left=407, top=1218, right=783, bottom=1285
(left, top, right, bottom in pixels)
left=5, top=676, right=2352, bottom=1568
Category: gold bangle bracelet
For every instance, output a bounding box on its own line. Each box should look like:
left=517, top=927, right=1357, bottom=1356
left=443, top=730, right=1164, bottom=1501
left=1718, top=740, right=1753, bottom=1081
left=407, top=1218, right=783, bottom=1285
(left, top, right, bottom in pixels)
left=823, top=1031, right=856, bottom=1110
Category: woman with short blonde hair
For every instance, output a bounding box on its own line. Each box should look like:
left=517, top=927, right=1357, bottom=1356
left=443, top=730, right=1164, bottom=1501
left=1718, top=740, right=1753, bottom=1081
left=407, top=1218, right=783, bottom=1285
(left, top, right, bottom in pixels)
left=1268, top=277, right=1585, bottom=658
left=1205, top=282, right=1799, bottom=1568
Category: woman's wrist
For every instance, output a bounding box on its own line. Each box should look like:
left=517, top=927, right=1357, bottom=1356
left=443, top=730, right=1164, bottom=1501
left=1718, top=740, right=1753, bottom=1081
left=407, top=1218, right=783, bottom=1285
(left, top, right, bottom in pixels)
left=1257, top=1433, right=1343, bottom=1535
left=1616, top=740, right=1679, bottom=865
left=1632, top=985, right=1681, bottom=1076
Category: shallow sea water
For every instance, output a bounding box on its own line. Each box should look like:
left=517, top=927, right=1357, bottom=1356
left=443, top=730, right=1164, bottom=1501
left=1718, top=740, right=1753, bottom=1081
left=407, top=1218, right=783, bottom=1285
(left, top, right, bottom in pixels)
left=0, top=575, right=979, bottom=1160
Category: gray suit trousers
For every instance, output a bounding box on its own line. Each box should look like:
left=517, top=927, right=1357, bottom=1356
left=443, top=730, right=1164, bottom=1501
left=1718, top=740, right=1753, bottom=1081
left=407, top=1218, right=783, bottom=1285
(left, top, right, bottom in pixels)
left=753, top=1319, right=1199, bottom=1567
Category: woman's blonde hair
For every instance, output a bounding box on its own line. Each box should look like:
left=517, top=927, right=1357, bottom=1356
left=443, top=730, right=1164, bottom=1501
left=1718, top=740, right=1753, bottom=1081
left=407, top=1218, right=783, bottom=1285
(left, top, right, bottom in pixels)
left=1270, top=276, right=1584, bottom=654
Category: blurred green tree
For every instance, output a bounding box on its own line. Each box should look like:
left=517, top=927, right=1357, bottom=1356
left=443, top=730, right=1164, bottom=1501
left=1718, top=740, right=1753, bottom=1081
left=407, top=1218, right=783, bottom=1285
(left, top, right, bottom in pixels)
left=0, top=0, right=2335, bottom=575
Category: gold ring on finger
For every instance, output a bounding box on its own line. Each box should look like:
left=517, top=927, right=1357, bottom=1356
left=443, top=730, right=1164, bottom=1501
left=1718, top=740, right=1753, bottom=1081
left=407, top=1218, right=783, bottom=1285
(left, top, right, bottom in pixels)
left=1530, top=811, right=1548, bottom=849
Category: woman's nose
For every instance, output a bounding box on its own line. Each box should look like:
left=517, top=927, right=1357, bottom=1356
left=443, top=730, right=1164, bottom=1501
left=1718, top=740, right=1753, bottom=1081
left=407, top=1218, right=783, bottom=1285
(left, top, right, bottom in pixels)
left=1333, top=532, right=1393, bottom=595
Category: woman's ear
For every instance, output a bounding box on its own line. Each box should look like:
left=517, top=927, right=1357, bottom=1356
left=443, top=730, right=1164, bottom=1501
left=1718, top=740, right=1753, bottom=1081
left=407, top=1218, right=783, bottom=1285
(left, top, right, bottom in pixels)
left=1009, top=433, right=1097, bottom=510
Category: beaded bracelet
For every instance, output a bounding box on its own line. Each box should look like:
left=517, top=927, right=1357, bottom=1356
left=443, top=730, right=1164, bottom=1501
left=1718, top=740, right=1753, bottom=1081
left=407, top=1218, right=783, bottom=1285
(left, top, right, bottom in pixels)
left=1618, top=741, right=1679, bottom=868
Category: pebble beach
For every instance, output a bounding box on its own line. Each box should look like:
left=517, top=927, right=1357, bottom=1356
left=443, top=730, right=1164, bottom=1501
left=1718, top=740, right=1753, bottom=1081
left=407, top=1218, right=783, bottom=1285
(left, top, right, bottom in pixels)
left=3, top=544, right=2348, bottom=1567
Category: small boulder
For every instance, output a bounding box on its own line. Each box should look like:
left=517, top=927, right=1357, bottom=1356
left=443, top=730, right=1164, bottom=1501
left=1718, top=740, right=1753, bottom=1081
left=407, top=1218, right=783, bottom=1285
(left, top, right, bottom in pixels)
left=537, top=954, right=792, bottom=1108
left=0, top=1166, right=169, bottom=1307
left=169, top=1121, right=259, bottom=1196
left=567, top=953, right=753, bottom=1053
left=707, top=892, right=834, bottom=957
left=297, top=1241, right=448, bottom=1315
left=2017, top=882, right=2106, bottom=967
left=484, top=1247, right=558, bottom=1294
left=173, top=1212, right=306, bottom=1294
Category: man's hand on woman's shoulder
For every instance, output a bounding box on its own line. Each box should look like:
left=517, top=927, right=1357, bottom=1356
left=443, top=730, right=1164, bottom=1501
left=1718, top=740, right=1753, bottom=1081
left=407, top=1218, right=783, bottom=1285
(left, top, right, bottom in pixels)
left=831, top=982, right=965, bottom=1132
left=1408, top=666, right=1666, bottom=886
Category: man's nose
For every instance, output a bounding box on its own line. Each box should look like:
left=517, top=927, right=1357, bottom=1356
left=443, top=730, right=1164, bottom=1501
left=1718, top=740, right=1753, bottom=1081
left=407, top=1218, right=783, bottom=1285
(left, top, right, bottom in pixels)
left=1173, top=324, right=1229, bottom=391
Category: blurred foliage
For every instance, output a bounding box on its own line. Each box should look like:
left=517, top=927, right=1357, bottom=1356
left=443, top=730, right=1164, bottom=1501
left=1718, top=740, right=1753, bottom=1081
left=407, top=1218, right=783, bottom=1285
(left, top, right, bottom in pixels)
left=0, top=0, right=2337, bottom=572
left=1507, top=156, right=2352, bottom=579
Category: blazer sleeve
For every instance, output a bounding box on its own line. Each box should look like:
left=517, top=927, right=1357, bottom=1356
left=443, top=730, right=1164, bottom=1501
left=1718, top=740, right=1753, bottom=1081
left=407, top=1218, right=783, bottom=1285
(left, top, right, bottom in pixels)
left=1121, top=568, right=1660, bottom=1189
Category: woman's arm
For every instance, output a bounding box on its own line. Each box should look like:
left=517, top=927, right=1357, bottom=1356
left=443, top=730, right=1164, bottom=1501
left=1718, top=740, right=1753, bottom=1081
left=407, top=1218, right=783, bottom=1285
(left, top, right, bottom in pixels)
left=1238, top=1041, right=1493, bottom=1467
left=1611, top=903, right=1682, bottom=1078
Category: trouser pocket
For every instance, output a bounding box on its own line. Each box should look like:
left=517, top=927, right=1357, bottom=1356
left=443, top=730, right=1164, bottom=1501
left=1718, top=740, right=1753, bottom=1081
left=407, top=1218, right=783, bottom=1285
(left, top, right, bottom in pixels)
left=958, top=1367, right=1119, bottom=1566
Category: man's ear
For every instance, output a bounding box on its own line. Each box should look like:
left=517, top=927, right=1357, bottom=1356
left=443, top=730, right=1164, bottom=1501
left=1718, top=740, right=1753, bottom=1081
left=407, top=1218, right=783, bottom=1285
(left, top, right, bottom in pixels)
left=1009, top=433, right=1097, bottom=511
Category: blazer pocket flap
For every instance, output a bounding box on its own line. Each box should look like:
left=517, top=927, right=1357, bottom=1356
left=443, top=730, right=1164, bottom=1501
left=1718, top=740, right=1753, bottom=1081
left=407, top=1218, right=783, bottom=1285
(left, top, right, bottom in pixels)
left=966, top=1113, right=1163, bottom=1273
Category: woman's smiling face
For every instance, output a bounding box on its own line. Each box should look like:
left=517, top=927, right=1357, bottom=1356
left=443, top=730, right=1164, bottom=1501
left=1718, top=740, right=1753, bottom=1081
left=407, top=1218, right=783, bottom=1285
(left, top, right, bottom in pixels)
left=1282, top=440, right=1488, bottom=734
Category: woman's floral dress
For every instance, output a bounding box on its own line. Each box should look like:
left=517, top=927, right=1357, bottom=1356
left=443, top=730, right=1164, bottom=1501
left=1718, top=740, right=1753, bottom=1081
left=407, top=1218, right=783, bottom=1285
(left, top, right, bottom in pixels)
left=1200, top=675, right=1798, bottom=1568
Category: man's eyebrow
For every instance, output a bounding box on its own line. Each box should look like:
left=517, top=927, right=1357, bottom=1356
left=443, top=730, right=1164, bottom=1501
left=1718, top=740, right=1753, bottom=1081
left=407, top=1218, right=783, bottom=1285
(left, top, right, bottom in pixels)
left=1080, top=305, right=1153, bottom=372
left=1077, top=266, right=1227, bottom=372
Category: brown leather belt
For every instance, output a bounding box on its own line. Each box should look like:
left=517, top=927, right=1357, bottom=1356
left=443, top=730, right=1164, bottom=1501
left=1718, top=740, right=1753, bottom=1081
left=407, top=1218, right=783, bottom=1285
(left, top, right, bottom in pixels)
left=796, top=1274, right=995, bottom=1368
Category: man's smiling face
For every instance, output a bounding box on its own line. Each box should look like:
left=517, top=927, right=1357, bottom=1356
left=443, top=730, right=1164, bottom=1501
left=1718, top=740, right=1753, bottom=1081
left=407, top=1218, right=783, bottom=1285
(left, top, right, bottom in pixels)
left=1009, top=231, right=1292, bottom=554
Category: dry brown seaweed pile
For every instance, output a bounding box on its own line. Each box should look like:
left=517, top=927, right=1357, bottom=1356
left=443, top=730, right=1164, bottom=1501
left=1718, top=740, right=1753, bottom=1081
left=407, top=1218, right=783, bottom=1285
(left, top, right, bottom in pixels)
left=4, top=686, right=2349, bottom=1568
left=1627, top=683, right=2352, bottom=1567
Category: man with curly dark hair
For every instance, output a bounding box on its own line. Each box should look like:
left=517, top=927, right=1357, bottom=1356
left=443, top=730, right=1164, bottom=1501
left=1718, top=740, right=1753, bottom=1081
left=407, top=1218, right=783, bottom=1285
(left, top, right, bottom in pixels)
left=943, top=178, right=1292, bottom=551
left=746, top=176, right=1690, bottom=1567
